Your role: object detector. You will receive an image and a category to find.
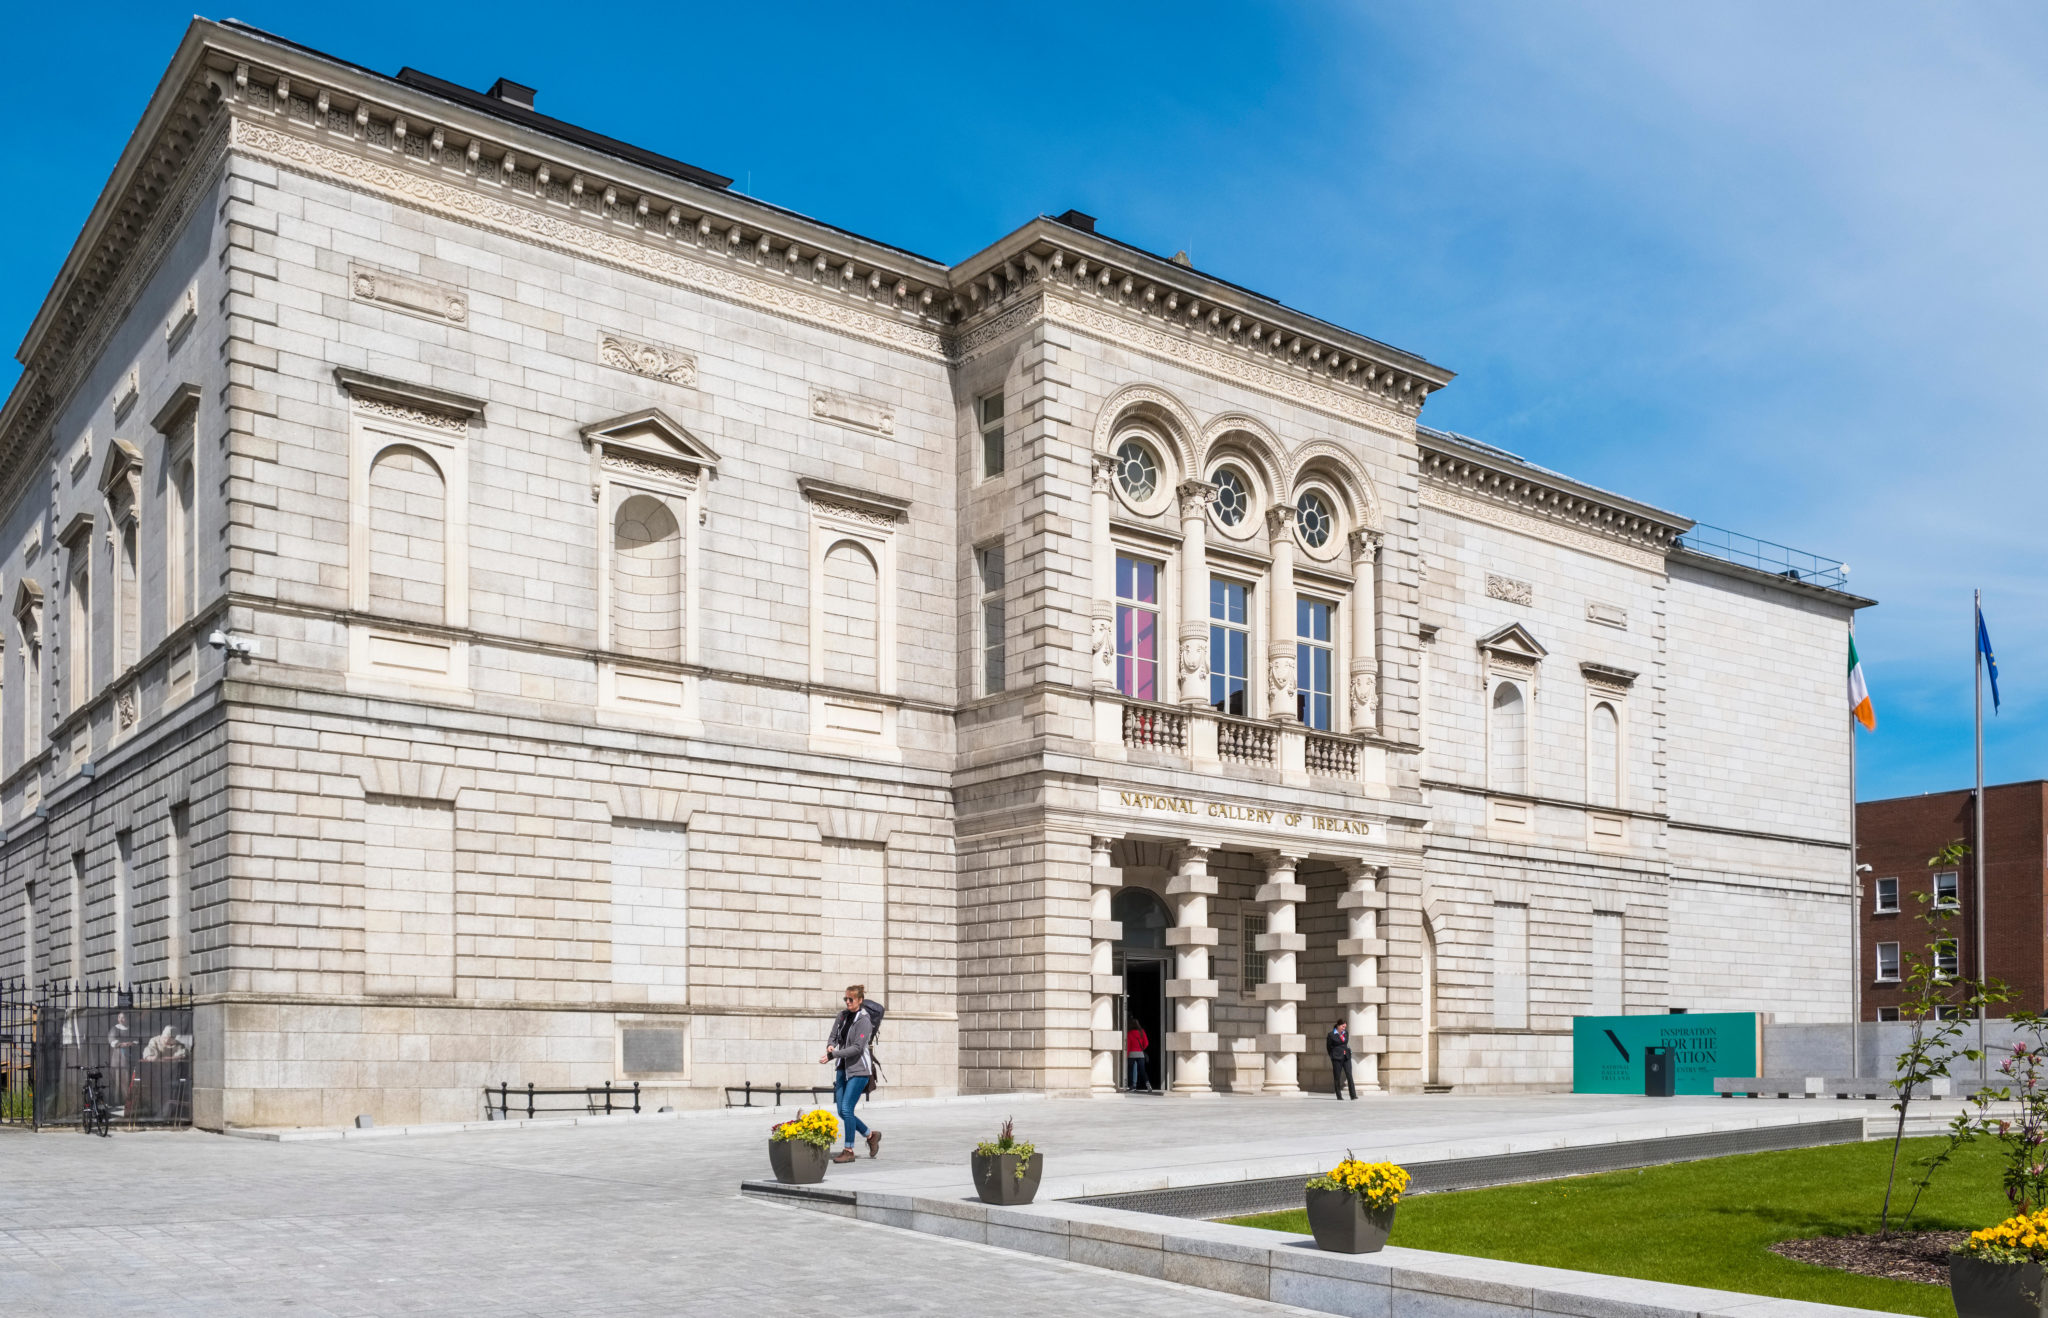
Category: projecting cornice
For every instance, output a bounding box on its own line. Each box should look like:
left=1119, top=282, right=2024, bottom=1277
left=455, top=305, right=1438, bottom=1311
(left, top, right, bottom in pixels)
left=1418, top=426, right=1692, bottom=566
left=945, top=216, right=1455, bottom=424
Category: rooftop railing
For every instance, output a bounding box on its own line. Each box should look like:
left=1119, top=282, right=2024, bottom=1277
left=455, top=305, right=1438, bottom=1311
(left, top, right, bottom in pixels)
left=1675, top=523, right=1849, bottom=590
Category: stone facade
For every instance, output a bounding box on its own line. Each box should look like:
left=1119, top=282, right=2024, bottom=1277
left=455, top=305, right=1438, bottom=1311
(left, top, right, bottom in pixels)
left=0, top=20, right=1872, bottom=1125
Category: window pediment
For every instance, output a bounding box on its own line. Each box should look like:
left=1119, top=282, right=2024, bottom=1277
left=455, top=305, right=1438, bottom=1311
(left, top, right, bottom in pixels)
left=57, top=511, right=94, bottom=550
left=13, top=578, right=42, bottom=626
left=1581, top=661, right=1639, bottom=691
left=583, top=408, right=719, bottom=478
left=1476, top=622, right=1546, bottom=666
left=97, top=439, right=144, bottom=516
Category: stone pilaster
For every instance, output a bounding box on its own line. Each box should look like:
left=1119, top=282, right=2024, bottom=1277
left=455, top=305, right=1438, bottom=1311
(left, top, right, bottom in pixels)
left=1164, top=844, right=1219, bottom=1092
left=1087, top=835, right=1124, bottom=1093
left=1090, top=453, right=1124, bottom=752
left=1176, top=480, right=1217, bottom=706
left=1264, top=505, right=1298, bottom=723
left=1347, top=528, right=1381, bottom=736
left=1253, top=851, right=1307, bottom=1093
left=1336, top=863, right=1389, bottom=1090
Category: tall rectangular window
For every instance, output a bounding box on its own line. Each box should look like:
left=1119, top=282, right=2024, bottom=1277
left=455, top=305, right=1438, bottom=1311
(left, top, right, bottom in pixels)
left=168, top=804, right=191, bottom=984
left=68, top=850, right=85, bottom=983
left=1209, top=578, right=1250, bottom=716
left=977, top=393, right=1005, bottom=478
left=1873, top=876, right=1899, bottom=913
left=1591, top=911, right=1623, bottom=1016
left=1242, top=910, right=1267, bottom=991
left=1933, top=872, right=1959, bottom=909
left=1296, top=597, right=1334, bottom=730
left=19, top=881, right=35, bottom=992
left=977, top=544, right=1006, bottom=696
left=115, top=523, right=139, bottom=675
left=115, top=830, right=135, bottom=986
left=1492, top=902, right=1529, bottom=1029
left=1115, top=554, right=1160, bottom=702
left=1933, top=938, right=1958, bottom=979
left=1875, top=941, right=1900, bottom=981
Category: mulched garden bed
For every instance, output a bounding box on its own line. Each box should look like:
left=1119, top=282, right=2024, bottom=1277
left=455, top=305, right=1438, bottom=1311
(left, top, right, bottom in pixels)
left=1770, top=1231, right=1969, bottom=1285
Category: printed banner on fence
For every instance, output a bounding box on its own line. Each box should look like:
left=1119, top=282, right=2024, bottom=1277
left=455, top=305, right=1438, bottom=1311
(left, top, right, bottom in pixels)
left=1571, top=1012, right=1758, bottom=1096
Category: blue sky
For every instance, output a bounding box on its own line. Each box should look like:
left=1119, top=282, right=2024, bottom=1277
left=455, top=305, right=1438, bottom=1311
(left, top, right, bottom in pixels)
left=3, top=2, right=2040, bottom=801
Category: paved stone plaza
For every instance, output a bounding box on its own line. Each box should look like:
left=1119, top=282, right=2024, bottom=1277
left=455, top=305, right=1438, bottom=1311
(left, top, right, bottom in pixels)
left=1, top=1092, right=1898, bottom=1315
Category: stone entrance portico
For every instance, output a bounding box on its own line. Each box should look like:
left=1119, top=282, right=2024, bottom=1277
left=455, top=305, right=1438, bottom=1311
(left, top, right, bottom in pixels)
left=1084, top=822, right=1413, bottom=1096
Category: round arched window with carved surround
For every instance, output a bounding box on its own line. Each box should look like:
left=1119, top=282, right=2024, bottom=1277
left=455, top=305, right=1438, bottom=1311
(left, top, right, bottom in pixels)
left=1210, top=467, right=1250, bottom=528
left=1295, top=489, right=1335, bottom=551
left=1115, top=438, right=1160, bottom=504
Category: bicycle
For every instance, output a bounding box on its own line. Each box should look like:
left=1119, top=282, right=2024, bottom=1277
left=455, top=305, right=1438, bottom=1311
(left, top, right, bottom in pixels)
left=79, top=1068, right=112, bottom=1137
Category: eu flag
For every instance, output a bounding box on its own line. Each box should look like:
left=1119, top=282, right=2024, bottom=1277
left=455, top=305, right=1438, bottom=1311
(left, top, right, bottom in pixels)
left=1978, top=604, right=2001, bottom=713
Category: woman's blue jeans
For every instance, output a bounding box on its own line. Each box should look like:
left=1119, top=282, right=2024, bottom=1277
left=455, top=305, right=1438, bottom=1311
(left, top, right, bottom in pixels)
left=834, top=1073, right=870, bottom=1147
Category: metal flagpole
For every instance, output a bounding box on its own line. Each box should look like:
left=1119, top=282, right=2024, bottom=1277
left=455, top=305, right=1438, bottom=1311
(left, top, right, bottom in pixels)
left=1849, top=617, right=1860, bottom=1079
left=1976, top=589, right=1987, bottom=1079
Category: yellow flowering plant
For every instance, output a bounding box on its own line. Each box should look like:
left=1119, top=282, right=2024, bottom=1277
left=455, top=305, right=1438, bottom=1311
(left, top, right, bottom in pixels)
left=1958, top=1209, right=2048, bottom=1265
left=770, top=1108, right=840, bottom=1149
left=1305, top=1156, right=1411, bottom=1212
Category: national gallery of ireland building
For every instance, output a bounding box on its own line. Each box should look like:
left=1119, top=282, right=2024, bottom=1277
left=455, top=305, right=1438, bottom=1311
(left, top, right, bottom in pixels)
left=0, top=20, right=1872, bottom=1127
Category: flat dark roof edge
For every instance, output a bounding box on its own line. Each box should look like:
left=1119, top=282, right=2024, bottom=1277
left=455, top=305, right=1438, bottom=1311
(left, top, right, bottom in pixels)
left=1859, top=779, right=2048, bottom=806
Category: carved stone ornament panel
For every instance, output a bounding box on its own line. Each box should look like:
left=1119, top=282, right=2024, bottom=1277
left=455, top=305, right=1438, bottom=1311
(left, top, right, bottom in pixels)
left=1349, top=671, right=1379, bottom=721
left=350, top=261, right=468, bottom=325
left=1587, top=601, right=1629, bottom=629
left=351, top=394, right=469, bottom=434
left=601, top=450, right=692, bottom=485
left=1486, top=574, right=1534, bottom=606
left=1091, top=617, right=1116, bottom=677
left=600, top=333, right=696, bottom=387
left=1267, top=654, right=1298, bottom=703
left=811, top=389, right=896, bottom=436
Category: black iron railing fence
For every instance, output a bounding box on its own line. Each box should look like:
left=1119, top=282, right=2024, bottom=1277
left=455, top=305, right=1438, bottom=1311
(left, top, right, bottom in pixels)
left=0, top=981, right=195, bottom=1130
left=483, top=1081, right=641, bottom=1120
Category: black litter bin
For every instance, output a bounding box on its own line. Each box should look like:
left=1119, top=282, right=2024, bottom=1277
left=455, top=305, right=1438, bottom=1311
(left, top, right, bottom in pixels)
left=1643, top=1045, right=1676, bottom=1097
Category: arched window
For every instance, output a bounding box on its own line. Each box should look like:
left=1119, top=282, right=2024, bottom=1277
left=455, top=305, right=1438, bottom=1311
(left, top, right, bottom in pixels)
left=1589, top=701, right=1620, bottom=808
left=1489, top=680, right=1527, bottom=795
left=1112, top=887, right=1171, bottom=950
left=366, top=446, right=447, bottom=625
left=611, top=495, right=682, bottom=660
left=821, top=540, right=880, bottom=691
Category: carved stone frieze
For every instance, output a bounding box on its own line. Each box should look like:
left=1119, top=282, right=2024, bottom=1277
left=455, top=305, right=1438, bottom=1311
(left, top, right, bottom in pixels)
left=1486, top=574, right=1533, bottom=606
left=1046, top=295, right=1413, bottom=438
left=350, top=261, right=467, bottom=324
left=232, top=121, right=948, bottom=362
left=352, top=394, right=469, bottom=434
left=600, top=333, right=696, bottom=386
left=601, top=451, right=692, bottom=485
left=1421, top=485, right=1664, bottom=574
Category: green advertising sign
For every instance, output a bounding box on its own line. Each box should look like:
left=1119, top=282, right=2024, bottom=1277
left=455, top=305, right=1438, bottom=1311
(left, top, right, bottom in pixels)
left=1571, top=1013, right=1758, bottom=1095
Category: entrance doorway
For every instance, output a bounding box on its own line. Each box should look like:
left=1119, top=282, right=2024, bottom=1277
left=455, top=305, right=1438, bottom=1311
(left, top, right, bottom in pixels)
left=1112, top=886, right=1173, bottom=1093
left=1120, top=957, right=1167, bottom=1093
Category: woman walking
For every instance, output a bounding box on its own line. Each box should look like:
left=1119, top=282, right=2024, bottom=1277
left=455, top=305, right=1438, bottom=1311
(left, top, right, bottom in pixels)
left=821, top=984, right=883, bottom=1164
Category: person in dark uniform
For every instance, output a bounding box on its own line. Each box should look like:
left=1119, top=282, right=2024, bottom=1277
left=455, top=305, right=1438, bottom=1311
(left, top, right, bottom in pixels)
left=1326, top=1020, right=1357, bottom=1100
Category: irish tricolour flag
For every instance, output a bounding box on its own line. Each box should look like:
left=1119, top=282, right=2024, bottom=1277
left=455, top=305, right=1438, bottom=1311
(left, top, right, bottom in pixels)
left=1848, top=635, right=1876, bottom=731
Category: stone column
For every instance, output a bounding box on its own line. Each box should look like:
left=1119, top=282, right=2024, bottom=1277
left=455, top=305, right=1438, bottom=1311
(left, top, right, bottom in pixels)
left=1346, top=529, right=1382, bottom=736
left=1336, top=863, right=1389, bottom=1090
left=1088, top=837, right=1124, bottom=1093
left=1264, top=505, right=1298, bottom=722
left=1176, top=480, right=1217, bottom=706
left=1164, top=845, right=1219, bottom=1093
left=1254, top=852, right=1308, bottom=1094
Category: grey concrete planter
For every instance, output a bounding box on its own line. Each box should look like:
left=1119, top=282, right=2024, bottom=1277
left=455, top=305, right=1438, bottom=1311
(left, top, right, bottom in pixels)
left=1305, top=1187, right=1396, bottom=1253
left=971, top=1150, right=1042, bottom=1205
left=1951, top=1255, right=2048, bottom=1318
left=769, top=1138, right=831, bottom=1184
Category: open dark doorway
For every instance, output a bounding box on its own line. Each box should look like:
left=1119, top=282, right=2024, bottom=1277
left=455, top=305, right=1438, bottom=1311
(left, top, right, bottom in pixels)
left=1121, top=959, right=1166, bottom=1093
left=1112, top=886, right=1173, bottom=1094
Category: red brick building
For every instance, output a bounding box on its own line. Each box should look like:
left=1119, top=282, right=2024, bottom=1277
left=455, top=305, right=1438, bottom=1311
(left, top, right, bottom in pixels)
left=1857, top=781, right=2048, bottom=1020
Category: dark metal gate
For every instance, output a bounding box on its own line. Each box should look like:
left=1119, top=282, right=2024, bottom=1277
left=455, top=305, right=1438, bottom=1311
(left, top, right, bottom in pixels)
left=0, top=981, right=195, bottom=1129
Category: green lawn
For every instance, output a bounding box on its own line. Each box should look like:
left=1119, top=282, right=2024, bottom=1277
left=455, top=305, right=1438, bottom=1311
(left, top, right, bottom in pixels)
left=1227, top=1138, right=2009, bottom=1317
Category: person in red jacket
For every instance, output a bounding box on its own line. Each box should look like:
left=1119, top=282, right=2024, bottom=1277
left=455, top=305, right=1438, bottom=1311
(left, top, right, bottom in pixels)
left=1126, top=1021, right=1152, bottom=1092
